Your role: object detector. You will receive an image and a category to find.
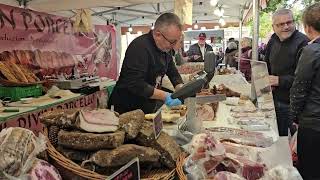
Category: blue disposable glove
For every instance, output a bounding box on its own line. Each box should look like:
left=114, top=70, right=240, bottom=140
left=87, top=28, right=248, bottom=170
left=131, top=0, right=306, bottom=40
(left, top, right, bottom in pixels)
left=165, top=93, right=182, bottom=107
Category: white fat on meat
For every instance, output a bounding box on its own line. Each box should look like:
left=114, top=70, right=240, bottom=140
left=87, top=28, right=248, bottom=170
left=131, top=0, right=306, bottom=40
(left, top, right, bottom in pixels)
left=78, top=109, right=119, bottom=133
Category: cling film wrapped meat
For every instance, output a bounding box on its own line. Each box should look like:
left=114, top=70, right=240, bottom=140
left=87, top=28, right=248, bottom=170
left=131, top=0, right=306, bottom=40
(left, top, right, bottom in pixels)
left=206, top=127, right=273, bottom=148
left=184, top=133, right=226, bottom=179
left=0, top=127, right=47, bottom=178
left=184, top=133, right=267, bottom=179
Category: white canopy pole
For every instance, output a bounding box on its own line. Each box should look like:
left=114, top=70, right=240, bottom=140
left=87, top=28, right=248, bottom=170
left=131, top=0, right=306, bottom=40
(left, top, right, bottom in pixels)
left=252, top=0, right=259, bottom=61
left=238, top=6, right=243, bottom=70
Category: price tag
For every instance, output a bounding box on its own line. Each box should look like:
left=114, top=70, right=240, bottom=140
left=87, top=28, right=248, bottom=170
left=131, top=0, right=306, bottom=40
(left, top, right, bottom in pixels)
left=107, top=157, right=140, bottom=180
left=153, top=108, right=163, bottom=139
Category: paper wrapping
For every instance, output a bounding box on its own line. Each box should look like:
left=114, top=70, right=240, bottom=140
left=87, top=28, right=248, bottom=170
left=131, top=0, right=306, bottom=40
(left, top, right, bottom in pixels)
left=174, top=0, right=193, bottom=25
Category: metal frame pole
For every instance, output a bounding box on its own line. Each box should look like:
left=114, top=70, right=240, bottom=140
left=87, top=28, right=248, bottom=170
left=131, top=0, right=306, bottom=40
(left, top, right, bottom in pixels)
left=252, top=0, right=260, bottom=61
left=238, top=6, right=243, bottom=70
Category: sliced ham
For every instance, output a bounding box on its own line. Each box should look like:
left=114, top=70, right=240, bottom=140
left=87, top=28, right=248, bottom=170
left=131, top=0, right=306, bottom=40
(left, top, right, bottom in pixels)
left=196, top=104, right=215, bottom=121
left=77, top=109, right=119, bottom=133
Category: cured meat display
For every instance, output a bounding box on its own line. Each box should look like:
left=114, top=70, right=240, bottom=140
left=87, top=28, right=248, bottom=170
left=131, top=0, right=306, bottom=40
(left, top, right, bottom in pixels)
left=213, top=171, right=245, bottom=180
left=78, top=109, right=119, bottom=133
left=119, top=109, right=144, bottom=139
left=197, top=84, right=241, bottom=97
left=184, top=133, right=266, bottom=180
left=196, top=103, right=217, bottom=121
left=0, top=127, right=47, bottom=178
left=57, top=130, right=125, bottom=151
left=39, top=109, right=182, bottom=176
left=39, top=109, right=80, bottom=129
left=136, top=122, right=182, bottom=169
left=206, top=127, right=273, bottom=148
left=27, top=159, right=62, bottom=180
left=89, top=144, right=160, bottom=167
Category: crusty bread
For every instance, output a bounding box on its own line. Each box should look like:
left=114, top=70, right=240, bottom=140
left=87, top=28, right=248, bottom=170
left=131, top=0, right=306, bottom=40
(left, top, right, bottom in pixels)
left=0, top=62, right=19, bottom=82
left=4, top=61, right=28, bottom=83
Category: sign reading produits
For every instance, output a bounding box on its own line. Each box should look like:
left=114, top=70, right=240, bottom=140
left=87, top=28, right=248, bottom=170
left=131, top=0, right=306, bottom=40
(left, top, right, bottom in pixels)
left=107, top=157, right=140, bottom=180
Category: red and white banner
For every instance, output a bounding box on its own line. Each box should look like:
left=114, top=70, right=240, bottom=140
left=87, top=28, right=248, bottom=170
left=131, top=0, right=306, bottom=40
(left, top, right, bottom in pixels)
left=0, top=3, right=118, bottom=79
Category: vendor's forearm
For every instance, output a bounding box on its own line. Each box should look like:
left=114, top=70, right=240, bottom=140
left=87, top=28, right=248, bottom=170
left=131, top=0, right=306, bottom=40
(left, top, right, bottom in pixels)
left=150, top=88, right=167, bottom=101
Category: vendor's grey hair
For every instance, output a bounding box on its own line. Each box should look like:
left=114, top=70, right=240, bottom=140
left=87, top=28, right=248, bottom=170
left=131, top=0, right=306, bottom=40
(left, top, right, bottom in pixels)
left=227, top=41, right=238, bottom=50
left=272, top=9, right=294, bottom=22
left=154, top=13, right=183, bottom=31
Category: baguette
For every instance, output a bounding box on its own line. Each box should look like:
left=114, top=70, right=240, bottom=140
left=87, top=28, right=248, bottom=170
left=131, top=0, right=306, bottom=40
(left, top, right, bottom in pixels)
left=4, top=61, right=28, bottom=83
left=0, top=61, right=19, bottom=82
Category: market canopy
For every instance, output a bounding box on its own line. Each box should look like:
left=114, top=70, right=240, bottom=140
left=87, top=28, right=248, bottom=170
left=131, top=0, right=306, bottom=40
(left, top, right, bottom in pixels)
left=0, top=0, right=266, bottom=26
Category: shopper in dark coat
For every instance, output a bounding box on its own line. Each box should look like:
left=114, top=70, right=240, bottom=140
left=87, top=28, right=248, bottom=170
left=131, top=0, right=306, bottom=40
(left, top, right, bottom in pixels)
left=264, top=9, right=309, bottom=136
left=290, top=3, right=320, bottom=179
left=225, top=41, right=238, bottom=68
left=186, top=33, right=213, bottom=62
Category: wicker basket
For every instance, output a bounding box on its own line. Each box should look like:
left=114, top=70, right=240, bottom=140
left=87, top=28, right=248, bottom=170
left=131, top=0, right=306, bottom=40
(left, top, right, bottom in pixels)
left=176, top=153, right=188, bottom=180
left=44, top=128, right=176, bottom=180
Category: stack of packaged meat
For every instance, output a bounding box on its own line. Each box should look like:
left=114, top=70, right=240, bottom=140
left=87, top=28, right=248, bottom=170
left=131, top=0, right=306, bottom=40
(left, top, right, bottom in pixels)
left=39, top=108, right=182, bottom=177
left=206, top=127, right=274, bottom=148
left=184, top=133, right=266, bottom=180
left=0, top=127, right=62, bottom=180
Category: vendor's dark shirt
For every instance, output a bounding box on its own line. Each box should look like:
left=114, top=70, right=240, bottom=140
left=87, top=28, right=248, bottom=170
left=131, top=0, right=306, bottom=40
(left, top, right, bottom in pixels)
left=264, top=30, right=309, bottom=104
left=108, top=31, right=183, bottom=114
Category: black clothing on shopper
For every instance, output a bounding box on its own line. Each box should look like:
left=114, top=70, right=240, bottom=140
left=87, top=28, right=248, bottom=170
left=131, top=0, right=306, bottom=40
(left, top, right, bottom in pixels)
left=297, top=127, right=320, bottom=180
left=264, top=30, right=308, bottom=136
left=290, top=38, right=320, bottom=130
left=108, top=31, right=183, bottom=114
left=264, top=30, right=309, bottom=104
left=291, top=38, right=320, bottom=180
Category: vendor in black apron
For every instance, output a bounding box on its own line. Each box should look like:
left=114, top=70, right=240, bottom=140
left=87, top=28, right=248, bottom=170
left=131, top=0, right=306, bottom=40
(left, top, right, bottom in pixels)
left=108, top=13, right=184, bottom=114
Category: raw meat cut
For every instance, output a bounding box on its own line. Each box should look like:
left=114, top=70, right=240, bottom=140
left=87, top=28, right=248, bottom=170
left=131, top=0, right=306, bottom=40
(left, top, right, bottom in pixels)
left=58, top=130, right=125, bottom=151
left=77, top=109, right=119, bottom=133
left=216, top=153, right=265, bottom=180
left=213, top=171, right=245, bottom=180
left=90, top=144, right=160, bottom=167
left=119, top=109, right=144, bottom=139
left=185, top=133, right=226, bottom=176
left=27, top=159, right=62, bottom=180
left=222, top=142, right=261, bottom=162
left=136, top=122, right=181, bottom=169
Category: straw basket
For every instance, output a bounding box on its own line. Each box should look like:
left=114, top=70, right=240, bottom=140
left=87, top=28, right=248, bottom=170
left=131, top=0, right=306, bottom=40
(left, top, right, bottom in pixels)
left=176, top=153, right=188, bottom=180
left=44, top=128, right=176, bottom=180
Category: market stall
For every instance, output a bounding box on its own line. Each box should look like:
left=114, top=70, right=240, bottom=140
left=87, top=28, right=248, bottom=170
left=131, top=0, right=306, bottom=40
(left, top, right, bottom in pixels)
left=0, top=0, right=303, bottom=179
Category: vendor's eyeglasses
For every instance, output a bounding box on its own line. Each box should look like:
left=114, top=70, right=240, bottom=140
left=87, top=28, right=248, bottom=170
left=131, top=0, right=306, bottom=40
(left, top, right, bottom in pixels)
left=159, top=31, right=178, bottom=46
left=274, top=20, right=294, bottom=28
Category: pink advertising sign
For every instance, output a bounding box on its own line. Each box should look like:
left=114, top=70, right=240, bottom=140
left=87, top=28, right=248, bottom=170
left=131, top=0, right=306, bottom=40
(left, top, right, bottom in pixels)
left=0, top=3, right=118, bottom=79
